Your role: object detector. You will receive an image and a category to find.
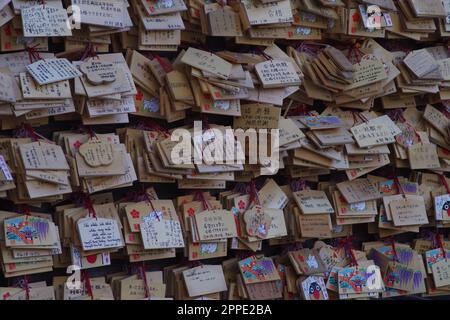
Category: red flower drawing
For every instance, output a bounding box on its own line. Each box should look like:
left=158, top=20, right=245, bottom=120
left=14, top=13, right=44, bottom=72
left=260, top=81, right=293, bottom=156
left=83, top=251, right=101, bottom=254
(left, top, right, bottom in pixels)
left=187, top=207, right=195, bottom=216
left=73, top=140, right=82, bottom=149
left=238, top=200, right=246, bottom=210
left=130, top=209, right=140, bottom=219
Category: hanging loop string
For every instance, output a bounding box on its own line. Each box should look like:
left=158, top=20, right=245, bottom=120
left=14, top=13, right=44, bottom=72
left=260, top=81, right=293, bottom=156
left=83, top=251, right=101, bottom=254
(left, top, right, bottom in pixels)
left=347, top=42, right=364, bottom=63
left=154, top=54, right=173, bottom=73
left=21, top=276, right=30, bottom=300
left=435, top=232, right=448, bottom=262
left=185, top=260, right=203, bottom=269
left=82, top=194, right=97, bottom=219
left=116, top=188, right=157, bottom=214
left=23, top=123, right=41, bottom=142
left=21, top=204, right=31, bottom=221
left=26, top=44, right=42, bottom=64
left=389, top=236, right=399, bottom=262
left=233, top=182, right=248, bottom=195
left=255, top=47, right=272, bottom=61
left=394, top=177, right=407, bottom=199
left=247, top=180, right=261, bottom=209
left=281, top=242, right=304, bottom=256
left=71, top=124, right=98, bottom=140
left=141, top=119, right=170, bottom=138
left=201, top=115, right=211, bottom=131
left=388, top=109, right=422, bottom=142
left=20, top=204, right=31, bottom=216
left=235, top=251, right=255, bottom=261
left=16, top=123, right=52, bottom=144
left=283, top=100, right=294, bottom=117
left=443, top=105, right=450, bottom=120
left=358, top=112, right=369, bottom=123
left=296, top=41, right=328, bottom=57
left=338, top=236, right=358, bottom=267
left=86, top=126, right=98, bottom=140
left=233, top=207, right=242, bottom=238
left=140, top=187, right=156, bottom=202
left=290, top=178, right=308, bottom=192
left=352, top=112, right=359, bottom=126
left=439, top=175, right=450, bottom=195
left=82, top=270, right=94, bottom=300
left=285, top=103, right=312, bottom=117
left=352, top=112, right=369, bottom=125
left=387, top=109, right=406, bottom=123
left=144, top=189, right=159, bottom=221
left=193, top=191, right=212, bottom=211
left=81, top=42, right=98, bottom=61
left=423, top=230, right=446, bottom=263
left=198, top=43, right=215, bottom=56
left=146, top=53, right=173, bottom=73
left=122, top=262, right=130, bottom=275
left=139, top=262, right=150, bottom=299
left=129, top=186, right=160, bottom=221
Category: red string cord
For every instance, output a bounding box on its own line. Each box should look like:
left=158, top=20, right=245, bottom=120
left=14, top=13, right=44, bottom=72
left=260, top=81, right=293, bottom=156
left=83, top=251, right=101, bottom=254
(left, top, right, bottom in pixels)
left=23, top=276, right=30, bottom=300
left=81, top=42, right=98, bottom=61
left=247, top=180, right=261, bottom=209
left=440, top=175, right=450, bottom=195
left=338, top=236, right=358, bottom=267
left=26, top=44, right=42, bottom=64
left=140, top=262, right=150, bottom=299
left=389, top=236, right=399, bottom=262
left=436, top=232, right=447, bottom=262
left=347, top=42, right=364, bottom=63
left=83, top=270, right=94, bottom=300
left=193, top=191, right=212, bottom=211
left=83, top=194, right=97, bottom=219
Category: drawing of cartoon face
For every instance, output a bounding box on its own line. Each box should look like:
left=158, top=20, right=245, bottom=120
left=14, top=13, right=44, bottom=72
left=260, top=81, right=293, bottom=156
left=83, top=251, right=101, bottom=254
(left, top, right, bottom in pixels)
left=350, top=202, right=366, bottom=212
left=24, top=229, right=33, bottom=240
left=309, top=282, right=322, bottom=300
left=352, top=277, right=364, bottom=291
left=306, top=255, right=319, bottom=269
left=385, top=272, right=398, bottom=287
left=442, top=201, right=450, bottom=217
left=306, top=117, right=319, bottom=126
left=256, top=223, right=267, bottom=237
left=380, top=182, right=393, bottom=194
left=367, top=5, right=382, bottom=29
